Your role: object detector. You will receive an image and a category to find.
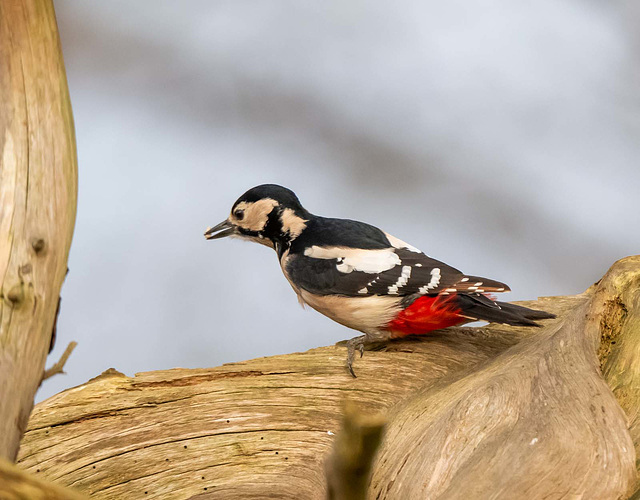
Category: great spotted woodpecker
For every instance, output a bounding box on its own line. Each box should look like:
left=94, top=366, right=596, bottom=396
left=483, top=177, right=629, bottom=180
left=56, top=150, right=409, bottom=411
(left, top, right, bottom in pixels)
left=205, top=184, right=555, bottom=377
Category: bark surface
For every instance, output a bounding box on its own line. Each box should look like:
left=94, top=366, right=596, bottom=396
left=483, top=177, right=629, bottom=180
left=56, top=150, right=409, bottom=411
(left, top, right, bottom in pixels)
left=15, top=257, right=640, bottom=499
left=0, top=0, right=77, bottom=461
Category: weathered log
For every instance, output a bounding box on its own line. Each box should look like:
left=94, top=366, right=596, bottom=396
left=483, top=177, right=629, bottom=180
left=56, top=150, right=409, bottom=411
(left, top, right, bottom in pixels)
left=0, top=0, right=78, bottom=460
left=15, top=257, right=640, bottom=499
left=0, top=457, right=87, bottom=500
left=596, top=257, right=640, bottom=497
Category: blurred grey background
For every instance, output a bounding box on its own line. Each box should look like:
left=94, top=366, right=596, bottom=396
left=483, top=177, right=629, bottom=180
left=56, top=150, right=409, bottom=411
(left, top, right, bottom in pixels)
left=39, top=0, right=640, bottom=401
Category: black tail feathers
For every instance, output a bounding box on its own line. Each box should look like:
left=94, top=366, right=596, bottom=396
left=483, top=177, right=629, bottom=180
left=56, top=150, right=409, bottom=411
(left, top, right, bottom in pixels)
left=456, top=293, right=556, bottom=327
left=494, top=301, right=557, bottom=321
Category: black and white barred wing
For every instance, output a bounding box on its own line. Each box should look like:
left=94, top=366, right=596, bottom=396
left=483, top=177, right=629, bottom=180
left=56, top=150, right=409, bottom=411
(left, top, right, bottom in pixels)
left=285, top=234, right=510, bottom=298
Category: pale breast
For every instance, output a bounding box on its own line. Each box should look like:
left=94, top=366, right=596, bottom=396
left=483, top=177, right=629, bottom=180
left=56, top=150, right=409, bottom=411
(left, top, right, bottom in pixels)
left=298, top=290, right=402, bottom=339
left=280, top=249, right=402, bottom=339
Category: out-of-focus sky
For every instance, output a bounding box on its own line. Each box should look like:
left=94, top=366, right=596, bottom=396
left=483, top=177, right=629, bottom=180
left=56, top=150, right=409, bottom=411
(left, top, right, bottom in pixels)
left=39, top=0, right=640, bottom=401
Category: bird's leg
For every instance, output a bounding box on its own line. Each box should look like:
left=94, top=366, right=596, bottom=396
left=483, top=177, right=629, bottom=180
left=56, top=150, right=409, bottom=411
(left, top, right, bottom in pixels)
left=346, top=335, right=366, bottom=378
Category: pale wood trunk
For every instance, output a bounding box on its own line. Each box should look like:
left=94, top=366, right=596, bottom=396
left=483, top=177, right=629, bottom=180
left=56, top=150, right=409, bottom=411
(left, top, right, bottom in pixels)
left=0, top=0, right=77, bottom=461
left=13, top=257, right=640, bottom=499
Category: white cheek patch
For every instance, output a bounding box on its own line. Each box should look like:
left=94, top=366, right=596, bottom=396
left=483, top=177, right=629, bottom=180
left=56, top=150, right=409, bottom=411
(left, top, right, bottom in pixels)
left=418, top=267, right=441, bottom=294
left=233, top=199, right=278, bottom=232
left=304, top=246, right=401, bottom=274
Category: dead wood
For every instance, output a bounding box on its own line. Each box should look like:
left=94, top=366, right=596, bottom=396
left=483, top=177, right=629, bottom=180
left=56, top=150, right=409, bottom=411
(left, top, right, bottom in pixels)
left=0, top=0, right=78, bottom=461
left=0, top=457, right=87, bottom=500
left=14, top=256, right=640, bottom=499
left=595, top=257, right=640, bottom=498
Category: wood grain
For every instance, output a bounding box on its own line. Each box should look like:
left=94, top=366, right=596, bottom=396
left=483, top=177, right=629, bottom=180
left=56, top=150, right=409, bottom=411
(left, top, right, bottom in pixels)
left=0, top=0, right=78, bottom=460
left=0, top=457, right=87, bottom=500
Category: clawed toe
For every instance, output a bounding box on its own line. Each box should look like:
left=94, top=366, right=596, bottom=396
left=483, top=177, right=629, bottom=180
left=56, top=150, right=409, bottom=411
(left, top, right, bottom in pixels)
left=346, top=335, right=367, bottom=378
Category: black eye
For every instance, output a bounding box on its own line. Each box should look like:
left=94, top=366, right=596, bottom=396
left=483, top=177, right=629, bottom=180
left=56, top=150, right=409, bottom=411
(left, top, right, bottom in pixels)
left=234, top=209, right=244, bottom=221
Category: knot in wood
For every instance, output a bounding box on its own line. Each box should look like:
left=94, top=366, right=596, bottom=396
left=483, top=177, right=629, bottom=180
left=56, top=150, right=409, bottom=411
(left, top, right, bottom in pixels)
left=6, top=283, right=25, bottom=304
left=31, top=238, right=46, bottom=254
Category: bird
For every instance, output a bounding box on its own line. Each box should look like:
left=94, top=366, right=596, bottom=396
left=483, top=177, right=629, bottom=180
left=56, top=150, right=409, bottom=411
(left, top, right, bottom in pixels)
left=204, top=184, right=555, bottom=377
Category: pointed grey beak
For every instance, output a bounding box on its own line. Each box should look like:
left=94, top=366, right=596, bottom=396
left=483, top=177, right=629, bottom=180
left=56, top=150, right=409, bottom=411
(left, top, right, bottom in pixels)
left=204, top=220, right=235, bottom=240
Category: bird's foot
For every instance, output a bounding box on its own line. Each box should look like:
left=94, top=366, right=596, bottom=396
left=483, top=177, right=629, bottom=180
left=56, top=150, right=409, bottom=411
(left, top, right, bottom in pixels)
left=346, top=335, right=366, bottom=378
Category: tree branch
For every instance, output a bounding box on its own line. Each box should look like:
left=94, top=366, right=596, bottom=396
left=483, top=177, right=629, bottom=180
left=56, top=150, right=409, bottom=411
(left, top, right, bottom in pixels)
left=0, top=0, right=78, bottom=461
left=41, top=341, right=77, bottom=382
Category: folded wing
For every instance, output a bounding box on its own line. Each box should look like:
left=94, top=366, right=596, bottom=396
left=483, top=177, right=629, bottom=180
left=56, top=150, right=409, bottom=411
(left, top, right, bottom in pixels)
left=286, top=241, right=510, bottom=298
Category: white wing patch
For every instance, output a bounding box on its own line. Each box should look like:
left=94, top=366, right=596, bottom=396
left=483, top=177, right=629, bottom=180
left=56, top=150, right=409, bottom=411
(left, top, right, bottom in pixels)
left=384, top=232, right=422, bottom=253
left=417, top=267, right=441, bottom=294
left=388, top=265, right=412, bottom=295
left=304, top=245, right=401, bottom=274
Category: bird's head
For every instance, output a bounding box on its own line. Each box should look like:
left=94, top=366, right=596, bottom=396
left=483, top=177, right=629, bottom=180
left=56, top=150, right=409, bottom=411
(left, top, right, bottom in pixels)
left=204, top=184, right=310, bottom=253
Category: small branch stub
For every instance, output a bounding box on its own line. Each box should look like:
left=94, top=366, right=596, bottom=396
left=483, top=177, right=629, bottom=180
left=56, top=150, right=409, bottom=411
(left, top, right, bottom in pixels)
left=325, top=402, right=386, bottom=500
left=42, top=341, right=78, bottom=382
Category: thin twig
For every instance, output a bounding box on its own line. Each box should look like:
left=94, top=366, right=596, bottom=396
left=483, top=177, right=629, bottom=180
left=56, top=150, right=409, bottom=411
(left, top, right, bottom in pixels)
left=42, top=341, right=77, bottom=382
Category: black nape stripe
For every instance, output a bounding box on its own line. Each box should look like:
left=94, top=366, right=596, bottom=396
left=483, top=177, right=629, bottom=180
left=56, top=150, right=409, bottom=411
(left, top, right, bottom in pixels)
left=263, top=208, right=284, bottom=241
